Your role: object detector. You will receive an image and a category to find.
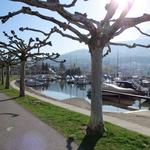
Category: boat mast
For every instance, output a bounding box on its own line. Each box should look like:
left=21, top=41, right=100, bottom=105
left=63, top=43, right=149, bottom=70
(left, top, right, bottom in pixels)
left=116, top=50, right=119, bottom=78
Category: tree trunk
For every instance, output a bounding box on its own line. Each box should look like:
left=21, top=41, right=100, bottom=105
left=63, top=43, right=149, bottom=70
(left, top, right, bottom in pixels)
left=5, top=65, right=10, bottom=89
left=19, top=60, right=26, bottom=97
left=1, top=65, right=4, bottom=85
left=87, top=47, right=104, bottom=136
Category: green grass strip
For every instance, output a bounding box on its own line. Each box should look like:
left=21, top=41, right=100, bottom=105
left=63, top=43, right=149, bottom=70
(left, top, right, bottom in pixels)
left=0, top=84, right=150, bottom=150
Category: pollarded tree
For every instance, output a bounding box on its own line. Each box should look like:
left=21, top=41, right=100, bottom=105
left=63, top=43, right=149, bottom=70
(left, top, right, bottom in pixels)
left=1, top=0, right=150, bottom=135
left=0, top=29, right=59, bottom=97
left=0, top=50, right=19, bottom=89
left=0, top=55, right=5, bottom=85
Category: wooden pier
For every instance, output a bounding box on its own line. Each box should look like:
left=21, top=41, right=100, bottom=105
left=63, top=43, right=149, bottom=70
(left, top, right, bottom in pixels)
left=102, top=90, right=150, bottom=101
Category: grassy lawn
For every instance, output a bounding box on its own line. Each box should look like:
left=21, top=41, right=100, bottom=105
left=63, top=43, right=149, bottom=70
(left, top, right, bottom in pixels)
left=0, top=83, right=150, bottom=150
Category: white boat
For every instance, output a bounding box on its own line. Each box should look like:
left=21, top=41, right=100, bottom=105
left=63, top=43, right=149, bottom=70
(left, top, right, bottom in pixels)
left=25, top=79, right=45, bottom=87
left=76, top=77, right=89, bottom=85
left=103, top=82, right=137, bottom=94
left=87, top=81, right=138, bottom=98
left=66, top=76, right=75, bottom=84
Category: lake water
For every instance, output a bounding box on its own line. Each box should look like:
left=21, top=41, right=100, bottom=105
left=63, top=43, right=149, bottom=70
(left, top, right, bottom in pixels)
left=33, top=80, right=150, bottom=112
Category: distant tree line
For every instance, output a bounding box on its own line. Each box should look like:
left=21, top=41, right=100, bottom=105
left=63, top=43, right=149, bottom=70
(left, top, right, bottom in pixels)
left=65, top=67, right=82, bottom=76
left=41, top=62, right=49, bottom=72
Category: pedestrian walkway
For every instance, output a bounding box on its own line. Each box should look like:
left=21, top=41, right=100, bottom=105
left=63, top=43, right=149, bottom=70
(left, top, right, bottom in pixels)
left=0, top=92, right=78, bottom=150
left=10, top=80, right=150, bottom=137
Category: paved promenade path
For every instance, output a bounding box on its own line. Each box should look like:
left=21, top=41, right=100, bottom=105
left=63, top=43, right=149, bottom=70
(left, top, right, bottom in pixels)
left=10, top=80, right=150, bottom=137
left=0, top=92, right=78, bottom=150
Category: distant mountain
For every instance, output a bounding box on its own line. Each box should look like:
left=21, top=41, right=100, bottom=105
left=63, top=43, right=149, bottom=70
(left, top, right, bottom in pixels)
left=59, top=49, right=91, bottom=71
left=46, top=37, right=150, bottom=71
left=109, top=37, right=150, bottom=58
left=61, top=49, right=90, bottom=60
left=104, top=37, right=150, bottom=66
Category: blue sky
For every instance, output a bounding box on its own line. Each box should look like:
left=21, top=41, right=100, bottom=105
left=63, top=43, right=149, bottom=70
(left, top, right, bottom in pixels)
left=0, top=0, right=150, bottom=54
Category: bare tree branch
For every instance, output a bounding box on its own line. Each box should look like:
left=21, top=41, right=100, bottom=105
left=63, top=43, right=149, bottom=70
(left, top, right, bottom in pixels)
left=31, top=52, right=65, bottom=63
left=103, top=45, right=111, bottom=57
left=0, top=41, right=20, bottom=53
left=0, top=7, right=88, bottom=43
left=20, top=27, right=48, bottom=36
left=10, top=0, right=95, bottom=32
left=104, top=0, right=119, bottom=21
left=134, top=25, right=150, bottom=37
left=54, top=27, right=82, bottom=42
left=118, top=0, right=134, bottom=20
left=110, top=42, right=150, bottom=48
left=0, top=28, right=66, bottom=65
left=5, top=0, right=150, bottom=36
left=60, top=0, right=78, bottom=8
left=122, top=14, right=150, bottom=27
left=20, top=26, right=82, bottom=43
left=113, top=26, right=127, bottom=36
left=3, top=31, right=28, bottom=52
left=11, top=0, right=60, bottom=11
left=0, top=30, right=49, bottom=60
left=109, top=0, right=134, bottom=36
left=20, top=0, right=97, bottom=35
left=0, top=50, right=19, bottom=65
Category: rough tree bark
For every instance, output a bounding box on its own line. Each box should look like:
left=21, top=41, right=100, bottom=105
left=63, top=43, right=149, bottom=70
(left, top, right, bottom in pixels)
left=87, top=46, right=104, bottom=135
left=19, top=60, right=26, bottom=97
left=5, top=65, right=10, bottom=89
left=1, top=65, right=4, bottom=85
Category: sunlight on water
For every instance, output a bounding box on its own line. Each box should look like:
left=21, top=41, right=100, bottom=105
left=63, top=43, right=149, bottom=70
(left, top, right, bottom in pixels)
left=42, top=90, right=76, bottom=100
left=103, top=105, right=128, bottom=113
left=33, top=81, right=133, bottom=113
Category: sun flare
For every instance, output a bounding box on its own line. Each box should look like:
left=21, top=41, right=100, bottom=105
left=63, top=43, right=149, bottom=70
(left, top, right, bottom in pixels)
left=115, top=0, right=134, bottom=7
left=111, top=0, right=149, bottom=42
left=113, top=0, right=143, bottom=17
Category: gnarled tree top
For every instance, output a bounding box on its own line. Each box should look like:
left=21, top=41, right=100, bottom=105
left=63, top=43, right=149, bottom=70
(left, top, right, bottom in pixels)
left=0, top=0, right=150, bottom=53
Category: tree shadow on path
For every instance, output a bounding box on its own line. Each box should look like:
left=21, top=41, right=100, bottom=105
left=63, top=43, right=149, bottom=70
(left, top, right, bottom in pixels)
left=77, top=134, right=101, bottom=150
left=66, top=137, right=75, bottom=150
left=0, top=112, right=19, bottom=118
left=0, top=97, right=18, bottom=102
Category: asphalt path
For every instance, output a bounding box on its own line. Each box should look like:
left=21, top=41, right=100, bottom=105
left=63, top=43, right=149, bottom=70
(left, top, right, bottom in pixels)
left=0, top=92, right=78, bottom=150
